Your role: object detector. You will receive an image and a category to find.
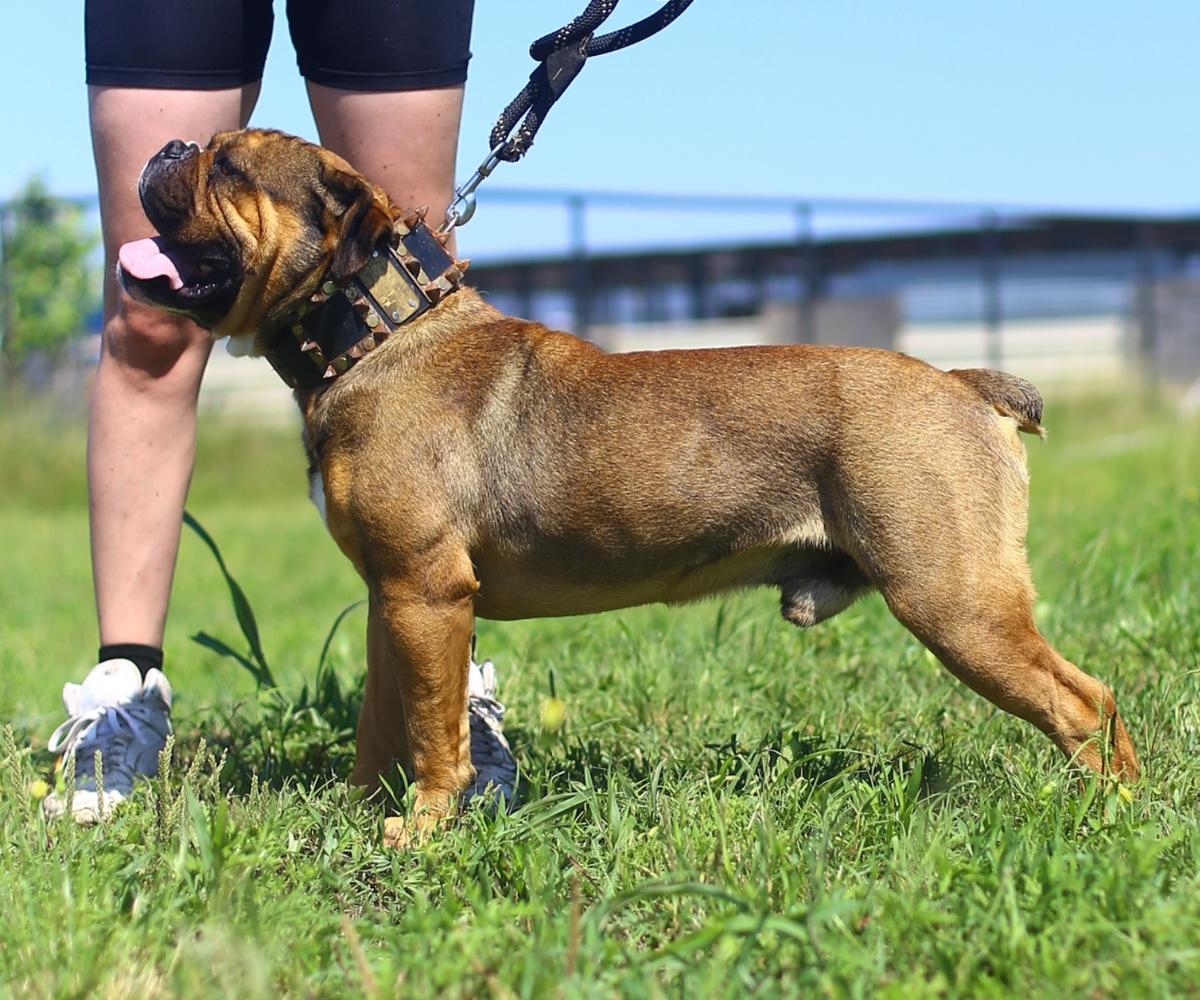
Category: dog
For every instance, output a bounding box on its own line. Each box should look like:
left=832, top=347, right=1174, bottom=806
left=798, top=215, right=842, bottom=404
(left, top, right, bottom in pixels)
left=118, top=129, right=1139, bottom=843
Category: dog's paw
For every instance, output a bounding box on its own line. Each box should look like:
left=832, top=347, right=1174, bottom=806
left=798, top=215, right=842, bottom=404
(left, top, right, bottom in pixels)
left=382, top=816, right=416, bottom=850
left=380, top=792, right=457, bottom=849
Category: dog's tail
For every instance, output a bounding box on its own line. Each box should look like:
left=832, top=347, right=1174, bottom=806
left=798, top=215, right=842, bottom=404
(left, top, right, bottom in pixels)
left=948, top=368, right=1045, bottom=437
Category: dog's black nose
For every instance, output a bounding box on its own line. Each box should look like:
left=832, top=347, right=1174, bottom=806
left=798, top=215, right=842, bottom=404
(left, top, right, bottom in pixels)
left=156, top=139, right=195, bottom=161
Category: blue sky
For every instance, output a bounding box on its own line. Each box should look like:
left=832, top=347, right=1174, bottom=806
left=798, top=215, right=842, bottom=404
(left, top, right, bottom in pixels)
left=2, top=2, right=1197, bottom=259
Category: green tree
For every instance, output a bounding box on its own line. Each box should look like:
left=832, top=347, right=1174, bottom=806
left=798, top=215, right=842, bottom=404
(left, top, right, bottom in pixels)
left=0, top=177, right=99, bottom=370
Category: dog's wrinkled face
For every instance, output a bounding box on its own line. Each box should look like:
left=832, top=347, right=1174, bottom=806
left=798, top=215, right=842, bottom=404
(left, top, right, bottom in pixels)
left=118, top=129, right=394, bottom=339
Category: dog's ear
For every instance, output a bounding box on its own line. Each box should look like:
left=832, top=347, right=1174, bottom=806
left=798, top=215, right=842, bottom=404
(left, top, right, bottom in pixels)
left=319, top=161, right=394, bottom=282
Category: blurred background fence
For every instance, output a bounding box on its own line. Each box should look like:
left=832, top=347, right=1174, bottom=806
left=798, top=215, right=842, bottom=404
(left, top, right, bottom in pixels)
left=4, top=188, right=1200, bottom=415
left=469, top=189, right=1200, bottom=387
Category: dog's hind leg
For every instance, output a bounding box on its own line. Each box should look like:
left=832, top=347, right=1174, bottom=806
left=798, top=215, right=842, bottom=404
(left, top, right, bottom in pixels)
left=834, top=405, right=1138, bottom=779
left=882, top=566, right=1138, bottom=780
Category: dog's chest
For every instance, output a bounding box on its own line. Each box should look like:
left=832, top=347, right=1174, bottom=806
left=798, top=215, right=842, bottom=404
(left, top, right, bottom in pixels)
left=305, top=447, right=370, bottom=577
left=308, top=469, right=327, bottom=524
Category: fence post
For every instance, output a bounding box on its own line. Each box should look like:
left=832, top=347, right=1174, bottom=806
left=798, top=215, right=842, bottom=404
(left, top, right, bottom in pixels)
left=794, top=202, right=817, bottom=343
left=568, top=195, right=591, bottom=341
left=686, top=253, right=706, bottom=320
left=980, top=211, right=1003, bottom=370
left=515, top=261, right=534, bottom=321
left=1134, top=222, right=1158, bottom=383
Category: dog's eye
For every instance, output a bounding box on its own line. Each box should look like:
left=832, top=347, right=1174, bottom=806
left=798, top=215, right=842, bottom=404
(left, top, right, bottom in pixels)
left=212, top=155, right=244, bottom=181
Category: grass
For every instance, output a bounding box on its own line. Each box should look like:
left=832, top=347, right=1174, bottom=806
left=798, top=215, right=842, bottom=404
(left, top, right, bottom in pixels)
left=0, top=384, right=1198, bottom=997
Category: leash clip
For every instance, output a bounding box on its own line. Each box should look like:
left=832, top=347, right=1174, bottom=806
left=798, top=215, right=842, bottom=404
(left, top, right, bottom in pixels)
left=439, top=143, right=508, bottom=234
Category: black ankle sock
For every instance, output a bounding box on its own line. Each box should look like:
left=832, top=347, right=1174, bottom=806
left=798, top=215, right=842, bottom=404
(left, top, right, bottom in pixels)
left=98, top=643, right=164, bottom=680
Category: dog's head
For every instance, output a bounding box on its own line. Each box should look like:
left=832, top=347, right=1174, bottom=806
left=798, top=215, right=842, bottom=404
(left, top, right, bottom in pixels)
left=118, top=129, right=395, bottom=341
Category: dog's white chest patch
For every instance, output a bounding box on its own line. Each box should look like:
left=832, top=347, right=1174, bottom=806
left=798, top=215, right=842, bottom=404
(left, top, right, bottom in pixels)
left=225, top=333, right=258, bottom=358
left=309, top=469, right=327, bottom=524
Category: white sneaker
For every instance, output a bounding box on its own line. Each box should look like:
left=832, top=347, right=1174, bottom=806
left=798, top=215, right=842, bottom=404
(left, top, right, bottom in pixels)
left=42, top=659, right=173, bottom=823
left=465, top=657, right=517, bottom=808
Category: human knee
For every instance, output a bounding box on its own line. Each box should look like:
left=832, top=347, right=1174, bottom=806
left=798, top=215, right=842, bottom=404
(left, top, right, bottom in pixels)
left=103, top=299, right=208, bottom=377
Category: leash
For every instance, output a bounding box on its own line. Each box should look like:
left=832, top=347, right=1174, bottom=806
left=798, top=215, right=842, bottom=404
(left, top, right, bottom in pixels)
left=266, top=2, right=695, bottom=389
left=440, top=0, right=696, bottom=233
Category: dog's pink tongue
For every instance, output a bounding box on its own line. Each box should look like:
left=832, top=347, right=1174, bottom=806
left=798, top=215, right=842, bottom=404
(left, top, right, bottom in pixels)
left=117, top=237, right=184, bottom=290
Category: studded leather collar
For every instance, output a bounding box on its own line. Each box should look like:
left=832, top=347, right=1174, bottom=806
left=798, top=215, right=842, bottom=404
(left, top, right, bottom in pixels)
left=262, top=211, right=468, bottom=390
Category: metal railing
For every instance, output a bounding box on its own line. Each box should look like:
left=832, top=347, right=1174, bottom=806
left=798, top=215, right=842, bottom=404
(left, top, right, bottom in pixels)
left=463, top=188, right=1200, bottom=381
left=4, top=188, right=1198, bottom=384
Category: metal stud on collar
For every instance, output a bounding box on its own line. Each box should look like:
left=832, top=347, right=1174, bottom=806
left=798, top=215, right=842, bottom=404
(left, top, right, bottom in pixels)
left=266, top=219, right=467, bottom=389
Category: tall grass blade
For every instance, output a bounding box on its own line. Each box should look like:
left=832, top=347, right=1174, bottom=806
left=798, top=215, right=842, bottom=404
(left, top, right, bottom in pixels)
left=184, top=510, right=276, bottom=689
left=316, top=599, right=366, bottom=681
left=190, top=631, right=274, bottom=690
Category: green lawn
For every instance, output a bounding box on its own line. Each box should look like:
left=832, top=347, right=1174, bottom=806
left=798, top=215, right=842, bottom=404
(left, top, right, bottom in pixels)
left=0, top=386, right=1197, bottom=997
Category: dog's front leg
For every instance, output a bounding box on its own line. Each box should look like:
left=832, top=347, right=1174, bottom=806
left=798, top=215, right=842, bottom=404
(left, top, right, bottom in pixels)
left=364, top=558, right=478, bottom=848
left=348, top=596, right=411, bottom=795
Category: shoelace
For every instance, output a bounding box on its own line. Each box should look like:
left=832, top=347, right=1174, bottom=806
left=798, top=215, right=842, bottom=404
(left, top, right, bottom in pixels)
left=469, top=691, right=505, bottom=725
left=466, top=691, right=516, bottom=803
left=45, top=698, right=168, bottom=788
left=47, top=703, right=139, bottom=759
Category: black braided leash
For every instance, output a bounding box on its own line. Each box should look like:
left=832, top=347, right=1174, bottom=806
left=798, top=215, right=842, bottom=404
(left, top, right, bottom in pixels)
left=441, top=0, right=696, bottom=232
left=491, top=0, right=696, bottom=162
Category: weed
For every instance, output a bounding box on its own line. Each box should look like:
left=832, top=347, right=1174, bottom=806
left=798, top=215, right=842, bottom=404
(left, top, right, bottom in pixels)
left=182, top=512, right=365, bottom=792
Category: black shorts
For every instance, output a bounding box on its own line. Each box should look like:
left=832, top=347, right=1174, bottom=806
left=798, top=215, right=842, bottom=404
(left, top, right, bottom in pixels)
left=85, top=0, right=474, bottom=91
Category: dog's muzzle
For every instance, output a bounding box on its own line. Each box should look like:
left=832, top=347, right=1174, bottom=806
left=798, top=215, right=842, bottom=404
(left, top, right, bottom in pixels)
left=138, top=140, right=201, bottom=231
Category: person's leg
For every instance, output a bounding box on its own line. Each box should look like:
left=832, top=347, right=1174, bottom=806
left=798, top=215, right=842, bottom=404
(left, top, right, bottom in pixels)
left=88, top=85, right=260, bottom=648
left=306, top=82, right=465, bottom=254
left=286, top=0, right=473, bottom=250
left=45, top=0, right=276, bottom=822
left=42, top=86, right=259, bottom=823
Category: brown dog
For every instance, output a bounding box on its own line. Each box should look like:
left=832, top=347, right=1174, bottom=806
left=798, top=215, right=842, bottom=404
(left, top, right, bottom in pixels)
left=119, top=129, right=1139, bottom=842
